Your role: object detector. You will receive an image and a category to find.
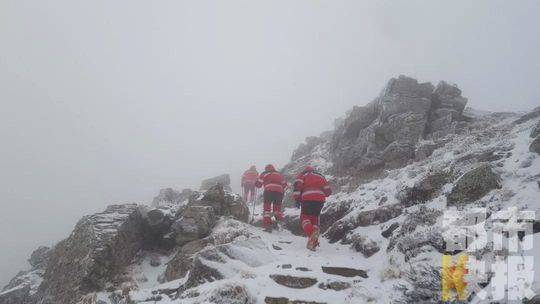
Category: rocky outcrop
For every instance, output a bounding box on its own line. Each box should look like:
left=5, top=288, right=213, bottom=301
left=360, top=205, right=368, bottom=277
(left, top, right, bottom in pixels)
left=200, top=174, right=232, bottom=191
left=192, top=185, right=250, bottom=222
left=175, top=238, right=276, bottom=292
left=530, top=136, right=540, bottom=155
left=325, top=204, right=403, bottom=243
left=447, top=165, right=501, bottom=206
left=514, top=106, right=540, bottom=125
left=531, top=120, right=540, bottom=138
left=397, top=171, right=450, bottom=206
left=152, top=188, right=192, bottom=207
left=28, top=247, right=50, bottom=269
left=38, top=204, right=146, bottom=304
left=330, top=75, right=468, bottom=175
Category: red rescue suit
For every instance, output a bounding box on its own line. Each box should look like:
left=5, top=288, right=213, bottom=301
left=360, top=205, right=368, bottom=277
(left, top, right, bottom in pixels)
left=293, top=167, right=331, bottom=238
left=241, top=166, right=259, bottom=203
left=255, top=164, right=287, bottom=228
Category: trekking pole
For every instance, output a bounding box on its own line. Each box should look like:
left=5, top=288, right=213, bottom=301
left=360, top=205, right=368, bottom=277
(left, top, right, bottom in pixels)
left=250, top=188, right=257, bottom=224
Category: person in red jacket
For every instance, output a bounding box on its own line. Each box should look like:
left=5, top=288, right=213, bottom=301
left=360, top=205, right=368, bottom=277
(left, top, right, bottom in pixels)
left=293, top=166, right=331, bottom=251
left=241, top=165, right=259, bottom=203
left=255, top=164, right=288, bottom=231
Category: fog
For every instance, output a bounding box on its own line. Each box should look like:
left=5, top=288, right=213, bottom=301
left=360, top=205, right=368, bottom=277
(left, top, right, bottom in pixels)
left=1, top=0, right=539, bottom=286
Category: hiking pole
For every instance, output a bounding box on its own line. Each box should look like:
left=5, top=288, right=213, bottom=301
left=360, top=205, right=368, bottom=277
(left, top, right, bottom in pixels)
left=250, top=188, right=257, bottom=224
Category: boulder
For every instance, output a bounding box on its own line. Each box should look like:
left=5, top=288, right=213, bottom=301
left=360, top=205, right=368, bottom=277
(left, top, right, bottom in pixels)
left=37, top=204, right=146, bottom=304
left=530, top=136, right=540, bottom=155
left=348, top=235, right=380, bottom=258
left=325, top=204, right=402, bottom=243
left=389, top=228, right=445, bottom=261
left=175, top=238, right=276, bottom=293
left=447, top=165, right=501, bottom=206
left=152, top=188, right=192, bottom=207
left=319, top=200, right=352, bottom=233
left=172, top=205, right=216, bottom=246
left=193, top=185, right=249, bottom=223
left=139, top=207, right=175, bottom=250
left=381, top=222, right=399, bottom=238
left=163, top=238, right=211, bottom=282
left=269, top=275, right=317, bottom=289
left=200, top=174, right=231, bottom=191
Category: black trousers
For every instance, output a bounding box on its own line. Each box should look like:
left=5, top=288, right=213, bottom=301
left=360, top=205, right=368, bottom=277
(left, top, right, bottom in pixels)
left=301, top=201, right=324, bottom=216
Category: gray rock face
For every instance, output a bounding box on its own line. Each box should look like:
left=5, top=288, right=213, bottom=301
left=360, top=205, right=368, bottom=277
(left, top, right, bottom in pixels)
left=28, top=247, right=50, bottom=269
left=291, top=136, right=326, bottom=161
left=397, top=171, right=450, bottom=206
left=530, top=136, right=540, bottom=155
left=447, top=165, right=501, bottom=206
left=37, top=204, right=146, bottom=304
left=531, top=120, right=540, bottom=138
left=200, top=174, right=231, bottom=191
left=330, top=75, right=468, bottom=175
left=152, top=188, right=192, bottom=207
left=514, top=107, right=540, bottom=125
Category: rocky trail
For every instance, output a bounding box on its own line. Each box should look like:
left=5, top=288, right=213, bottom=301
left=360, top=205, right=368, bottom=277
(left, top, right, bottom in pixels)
left=2, top=76, right=540, bottom=304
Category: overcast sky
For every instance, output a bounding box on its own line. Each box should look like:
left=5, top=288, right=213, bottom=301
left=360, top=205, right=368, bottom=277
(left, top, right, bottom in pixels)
left=1, top=0, right=539, bottom=286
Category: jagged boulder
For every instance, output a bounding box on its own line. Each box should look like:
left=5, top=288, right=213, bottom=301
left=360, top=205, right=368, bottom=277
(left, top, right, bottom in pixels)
left=172, top=205, right=216, bottom=246
left=164, top=239, right=211, bottom=282
left=139, top=207, right=175, bottom=250
left=348, top=234, right=380, bottom=258
left=37, top=204, right=146, bottom=304
left=447, top=165, right=501, bottom=206
left=152, top=188, right=192, bottom=207
left=200, top=174, right=231, bottom=191
left=530, top=136, right=540, bottom=155
left=191, top=185, right=249, bottom=223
